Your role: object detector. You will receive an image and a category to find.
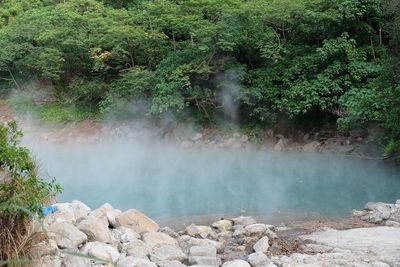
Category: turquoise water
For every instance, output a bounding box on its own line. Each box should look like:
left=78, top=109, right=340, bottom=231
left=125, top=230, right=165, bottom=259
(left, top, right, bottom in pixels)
left=27, top=141, right=400, bottom=220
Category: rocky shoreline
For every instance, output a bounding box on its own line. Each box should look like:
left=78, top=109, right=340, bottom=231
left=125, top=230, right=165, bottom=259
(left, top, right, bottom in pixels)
left=0, top=100, right=386, bottom=159
left=33, top=200, right=400, bottom=267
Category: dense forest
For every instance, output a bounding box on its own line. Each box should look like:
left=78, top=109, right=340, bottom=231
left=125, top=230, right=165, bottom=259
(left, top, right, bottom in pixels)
left=0, top=0, right=399, bottom=155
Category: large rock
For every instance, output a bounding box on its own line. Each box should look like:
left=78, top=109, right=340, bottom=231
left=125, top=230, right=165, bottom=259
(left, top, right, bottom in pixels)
left=245, top=224, right=267, bottom=236
left=90, top=203, right=121, bottom=228
left=190, top=245, right=217, bottom=257
left=117, top=255, right=157, bottom=267
left=253, top=236, right=270, bottom=253
left=248, top=252, right=269, bottom=267
left=232, top=226, right=246, bottom=237
left=70, top=200, right=91, bottom=222
left=186, top=224, right=216, bottom=238
left=186, top=237, right=224, bottom=253
left=232, top=216, right=256, bottom=226
left=390, top=207, right=400, bottom=223
left=62, top=254, right=91, bottom=267
left=49, top=222, right=87, bottom=249
left=112, top=226, right=140, bottom=243
left=142, top=231, right=178, bottom=249
left=31, top=239, right=58, bottom=257
left=77, top=216, right=113, bottom=243
left=115, top=209, right=159, bottom=234
left=150, top=244, right=186, bottom=265
left=45, top=203, right=76, bottom=225
left=299, top=226, right=400, bottom=266
left=222, top=260, right=251, bottom=267
left=273, top=139, right=286, bottom=152
left=34, top=256, right=61, bottom=267
left=302, top=141, right=321, bottom=152
left=364, top=202, right=393, bottom=223
left=81, top=241, right=120, bottom=263
left=125, top=239, right=152, bottom=258
left=212, top=219, right=233, bottom=232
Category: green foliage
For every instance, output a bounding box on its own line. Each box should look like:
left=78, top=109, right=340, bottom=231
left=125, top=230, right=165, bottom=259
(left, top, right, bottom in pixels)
left=1, top=0, right=400, bottom=155
left=40, top=103, right=91, bottom=123
left=100, top=67, right=155, bottom=115
left=0, top=121, right=62, bottom=214
left=9, top=93, right=91, bottom=123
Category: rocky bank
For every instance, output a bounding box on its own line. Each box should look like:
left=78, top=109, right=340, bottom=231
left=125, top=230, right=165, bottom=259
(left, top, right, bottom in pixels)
left=32, top=200, right=400, bottom=267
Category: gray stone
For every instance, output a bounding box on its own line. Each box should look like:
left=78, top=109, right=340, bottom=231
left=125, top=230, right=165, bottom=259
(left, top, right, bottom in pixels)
left=385, top=220, right=400, bottom=227
left=299, top=226, right=400, bottom=266
left=303, top=244, right=333, bottom=253
left=150, top=244, right=186, bottom=265
left=248, top=252, right=269, bottom=267
left=125, top=239, right=151, bottom=258
left=264, top=229, right=278, bottom=239
left=253, top=236, right=270, bottom=253
left=364, top=202, right=393, bottom=211
left=361, top=211, right=390, bottom=224
left=233, top=227, right=246, bottom=237
left=160, top=227, right=180, bottom=239
left=117, top=255, right=157, bottom=267
left=112, top=226, right=140, bottom=243
left=31, top=239, right=59, bottom=257
left=212, top=220, right=233, bottom=232
left=34, top=256, right=61, bottom=267
left=81, top=241, right=120, bottom=263
left=232, top=216, right=256, bottom=226
left=70, top=200, right=91, bottom=222
left=190, top=245, right=217, bottom=257
left=391, top=208, right=400, bottom=222
left=77, top=216, right=113, bottom=243
left=222, top=259, right=251, bottom=267
left=273, top=139, right=286, bottom=151
left=90, top=203, right=122, bottom=228
left=189, top=256, right=221, bottom=266
left=245, top=224, right=267, bottom=236
left=45, top=203, right=76, bottom=225
left=302, top=141, right=320, bottom=152
left=187, top=237, right=224, bottom=252
left=352, top=209, right=368, bottom=218
left=49, top=222, right=87, bottom=249
left=163, top=260, right=187, bottom=267
left=115, top=209, right=159, bottom=234
left=142, top=232, right=178, bottom=249
left=62, top=254, right=91, bottom=267
left=186, top=224, right=216, bottom=238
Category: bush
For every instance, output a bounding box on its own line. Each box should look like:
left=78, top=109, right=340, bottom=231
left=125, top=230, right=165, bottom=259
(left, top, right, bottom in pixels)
left=0, top=121, right=61, bottom=263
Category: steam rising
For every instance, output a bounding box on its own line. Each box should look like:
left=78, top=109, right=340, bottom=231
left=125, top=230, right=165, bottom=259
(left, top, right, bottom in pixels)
left=5, top=86, right=400, bottom=225
left=21, top=127, right=400, bottom=225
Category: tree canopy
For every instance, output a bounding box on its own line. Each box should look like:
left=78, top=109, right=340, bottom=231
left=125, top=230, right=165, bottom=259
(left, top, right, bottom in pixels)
left=0, top=0, right=400, bottom=155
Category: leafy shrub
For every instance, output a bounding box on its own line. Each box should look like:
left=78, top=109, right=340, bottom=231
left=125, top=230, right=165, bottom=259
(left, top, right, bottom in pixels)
left=100, top=67, right=155, bottom=117
left=40, top=103, right=91, bottom=123
left=0, top=121, right=62, bottom=262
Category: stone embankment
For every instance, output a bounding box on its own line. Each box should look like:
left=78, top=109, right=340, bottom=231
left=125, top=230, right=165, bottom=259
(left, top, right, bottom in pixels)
left=33, top=200, right=400, bottom=267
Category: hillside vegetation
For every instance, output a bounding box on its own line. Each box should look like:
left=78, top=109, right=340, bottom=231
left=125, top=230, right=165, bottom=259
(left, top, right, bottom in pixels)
left=0, top=0, right=399, bottom=155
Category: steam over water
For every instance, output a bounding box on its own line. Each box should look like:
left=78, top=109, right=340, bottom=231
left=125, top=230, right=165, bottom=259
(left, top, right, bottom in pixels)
left=25, top=138, right=400, bottom=222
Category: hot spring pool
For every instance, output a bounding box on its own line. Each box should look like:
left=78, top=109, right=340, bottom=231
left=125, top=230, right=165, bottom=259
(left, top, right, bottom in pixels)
left=26, top=140, right=400, bottom=222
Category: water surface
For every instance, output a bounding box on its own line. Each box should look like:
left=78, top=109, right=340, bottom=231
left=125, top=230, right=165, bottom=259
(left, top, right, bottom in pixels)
left=26, top=140, right=400, bottom=222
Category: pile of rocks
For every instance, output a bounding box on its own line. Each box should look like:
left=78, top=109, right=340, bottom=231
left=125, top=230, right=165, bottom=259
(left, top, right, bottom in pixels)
left=33, top=201, right=285, bottom=267
left=33, top=200, right=400, bottom=267
left=352, top=200, right=400, bottom=226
